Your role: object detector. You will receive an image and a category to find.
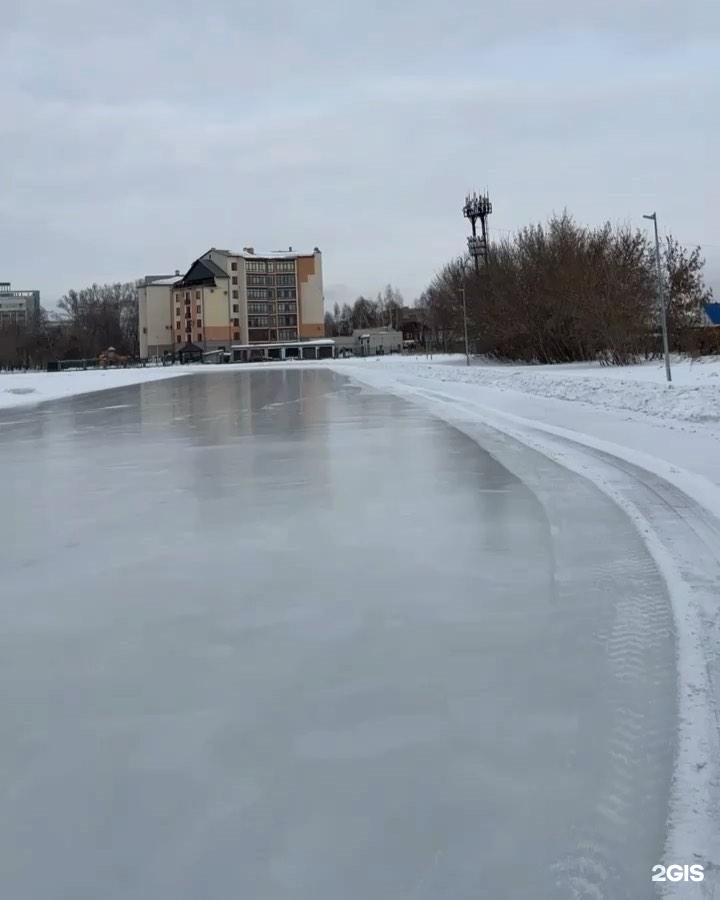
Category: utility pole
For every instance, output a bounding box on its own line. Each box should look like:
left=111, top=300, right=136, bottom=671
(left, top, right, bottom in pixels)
left=459, top=284, right=470, bottom=366
left=457, top=260, right=470, bottom=366
left=643, top=212, right=672, bottom=384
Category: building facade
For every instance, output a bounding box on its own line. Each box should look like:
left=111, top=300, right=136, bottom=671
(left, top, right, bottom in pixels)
left=138, top=274, right=182, bottom=357
left=0, top=282, right=41, bottom=328
left=167, top=246, right=324, bottom=352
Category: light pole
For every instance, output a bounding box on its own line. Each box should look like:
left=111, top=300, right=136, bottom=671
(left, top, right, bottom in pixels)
left=643, top=212, right=672, bottom=384
left=458, top=266, right=470, bottom=367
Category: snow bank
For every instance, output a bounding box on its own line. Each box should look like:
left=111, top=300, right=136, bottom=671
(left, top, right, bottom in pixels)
left=0, top=367, right=188, bottom=410
left=332, top=354, right=720, bottom=429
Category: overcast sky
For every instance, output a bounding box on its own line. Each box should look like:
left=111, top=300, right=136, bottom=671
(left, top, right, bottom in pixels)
left=1, top=0, right=717, bottom=309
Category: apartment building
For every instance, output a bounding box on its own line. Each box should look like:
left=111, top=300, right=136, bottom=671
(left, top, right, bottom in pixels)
left=138, top=273, right=182, bottom=357
left=0, top=282, right=41, bottom=327
left=169, top=246, right=323, bottom=351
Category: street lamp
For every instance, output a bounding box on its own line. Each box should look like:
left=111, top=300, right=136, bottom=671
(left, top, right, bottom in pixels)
left=643, top=212, right=672, bottom=384
left=458, top=264, right=470, bottom=367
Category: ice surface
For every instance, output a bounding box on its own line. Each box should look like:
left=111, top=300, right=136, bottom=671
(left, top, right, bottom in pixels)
left=0, top=370, right=674, bottom=899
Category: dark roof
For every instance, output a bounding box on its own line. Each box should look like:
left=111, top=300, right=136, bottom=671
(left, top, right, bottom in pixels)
left=177, top=342, right=203, bottom=358
left=704, top=303, right=720, bottom=325
left=177, top=257, right=228, bottom=287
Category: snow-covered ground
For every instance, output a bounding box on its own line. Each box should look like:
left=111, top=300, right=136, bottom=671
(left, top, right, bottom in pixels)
left=0, top=367, right=188, bottom=409
left=336, top=353, right=720, bottom=426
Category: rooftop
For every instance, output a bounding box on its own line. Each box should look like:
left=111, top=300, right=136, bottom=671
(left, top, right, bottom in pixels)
left=215, top=247, right=320, bottom=260
left=142, top=274, right=183, bottom=286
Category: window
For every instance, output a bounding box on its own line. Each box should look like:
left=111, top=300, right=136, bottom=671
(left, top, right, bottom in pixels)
left=247, top=274, right=273, bottom=286
left=231, top=276, right=238, bottom=285
left=185, top=297, right=191, bottom=305
left=176, top=321, right=181, bottom=330
left=268, top=260, right=294, bottom=273
left=275, top=273, right=295, bottom=286
left=279, top=328, right=297, bottom=340
left=248, top=316, right=269, bottom=327
left=233, top=318, right=240, bottom=327
left=233, top=331, right=240, bottom=340
left=175, top=307, right=180, bottom=316
left=277, top=288, right=296, bottom=300
left=248, top=302, right=270, bottom=314
left=196, top=304, right=201, bottom=313
left=232, top=290, right=239, bottom=299
left=278, top=301, right=296, bottom=313
left=247, top=287, right=271, bottom=300
left=198, top=333, right=202, bottom=341
left=195, top=290, right=200, bottom=300
left=232, top=303, right=239, bottom=312
left=231, top=262, right=237, bottom=271
left=196, top=319, right=202, bottom=327
left=246, top=259, right=267, bottom=273
left=177, top=335, right=182, bottom=343
left=185, top=291, right=190, bottom=300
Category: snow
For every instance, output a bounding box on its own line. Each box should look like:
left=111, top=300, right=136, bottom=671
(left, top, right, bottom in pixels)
left=339, top=353, right=720, bottom=427
left=0, top=367, right=189, bottom=410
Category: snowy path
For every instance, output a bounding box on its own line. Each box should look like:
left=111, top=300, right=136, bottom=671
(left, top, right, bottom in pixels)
left=0, top=366, right=188, bottom=409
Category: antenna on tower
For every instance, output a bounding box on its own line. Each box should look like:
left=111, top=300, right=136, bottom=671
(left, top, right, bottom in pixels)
left=462, top=191, right=492, bottom=274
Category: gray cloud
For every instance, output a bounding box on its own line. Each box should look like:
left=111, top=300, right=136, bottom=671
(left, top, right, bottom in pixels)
left=1, top=1, right=717, bottom=305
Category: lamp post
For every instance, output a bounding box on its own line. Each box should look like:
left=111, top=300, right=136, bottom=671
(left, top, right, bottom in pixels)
left=457, top=261, right=470, bottom=367
left=459, top=284, right=470, bottom=366
left=643, top=212, right=672, bottom=384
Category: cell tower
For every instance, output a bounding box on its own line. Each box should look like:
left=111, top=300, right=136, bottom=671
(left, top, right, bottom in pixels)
left=462, top=191, right=492, bottom=273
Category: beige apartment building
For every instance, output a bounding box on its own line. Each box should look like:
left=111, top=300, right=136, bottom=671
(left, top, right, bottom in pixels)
left=138, top=246, right=324, bottom=357
left=138, top=273, right=182, bottom=357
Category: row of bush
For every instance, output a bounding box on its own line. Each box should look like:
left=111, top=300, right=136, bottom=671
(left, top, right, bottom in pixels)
left=422, top=213, right=713, bottom=364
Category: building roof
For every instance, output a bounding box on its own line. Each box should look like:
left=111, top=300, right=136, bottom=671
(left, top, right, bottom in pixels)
left=142, top=274, right=182, bottom=286
left=177, top=257, right=228, bottom=287
left=213, top=247, right=320, bottom=260
left=704, top=303, right=720, bottom=325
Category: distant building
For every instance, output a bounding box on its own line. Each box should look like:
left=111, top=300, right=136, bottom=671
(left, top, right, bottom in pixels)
left=0, top=282, right=40, bottom=328
left=396, top=306, right=430, bottom=348
left=138, top=273, right=182, bottom=357
left=334, top=327, right=403, bottom=356
left=138, top=246, right=325, bottom=357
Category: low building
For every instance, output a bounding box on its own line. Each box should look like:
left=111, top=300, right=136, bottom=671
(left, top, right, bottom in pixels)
left=0, top=282, right=41, bottom=328
left=231, top=338, right=335, bottom=362
left=138, top=273, right=182, bottom=357
left=334, top=327, right=403, bottom=357
left=397, top=306, right=431, bottom=348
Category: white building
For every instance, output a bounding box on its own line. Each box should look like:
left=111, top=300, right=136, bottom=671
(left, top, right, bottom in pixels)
left=138, top=273, right=182, bottom=358
left=0, top=282, right=41, bottom=328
